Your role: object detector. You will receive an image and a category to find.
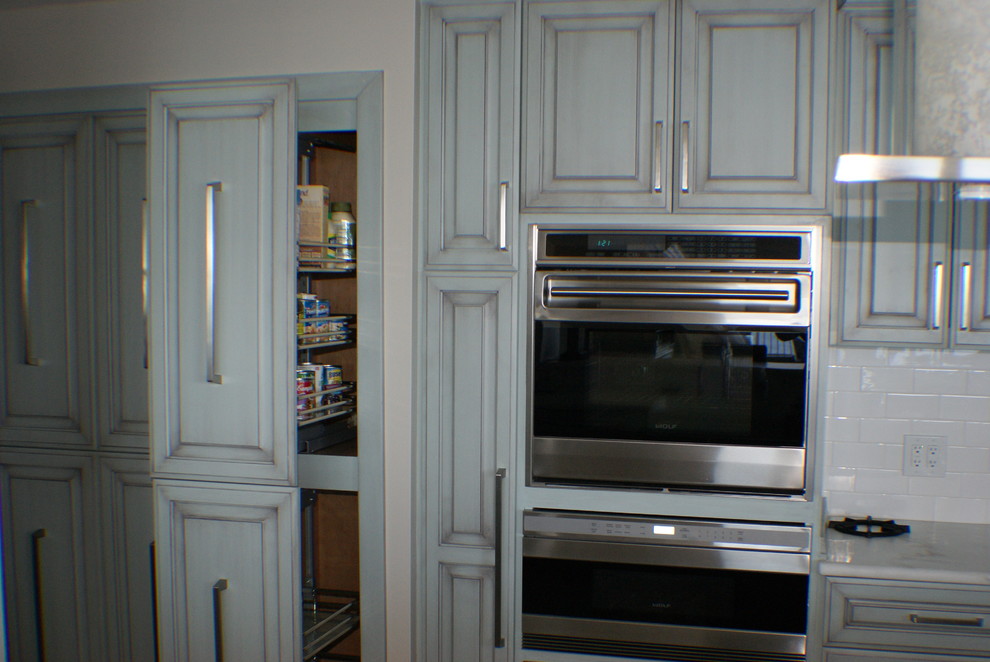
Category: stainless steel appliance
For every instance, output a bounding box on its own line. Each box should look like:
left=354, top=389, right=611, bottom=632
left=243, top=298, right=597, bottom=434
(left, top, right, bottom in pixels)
left=522, top=510, right=811, bottom=662
left=528, top=224, right=825, bottom=494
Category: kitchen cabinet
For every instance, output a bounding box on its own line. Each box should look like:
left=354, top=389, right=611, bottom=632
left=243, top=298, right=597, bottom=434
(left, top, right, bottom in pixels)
left=0, top=115, right=90, bottom=447
left=154, top=480, right=299, bottom=662
left=0, top=451, right=101, bottom=662
left=422, top=2, right=519, bottom=269
left=833, top=2, right=990, bottom=348
left=98, top=456, right=155, bottom=662
left=148, top=74, right=387, bottom=662
left=147, top=80, right=296, bottom=484
left=825, top=577, right=990, bottom=659
left=92, top=113, right=150, bottom=451
left=422, top=274, right=516, bottom=662
left=522, top=0, right=829, bottom=213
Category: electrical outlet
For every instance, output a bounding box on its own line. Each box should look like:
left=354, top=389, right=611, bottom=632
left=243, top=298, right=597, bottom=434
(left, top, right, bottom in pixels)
left=903, top=435, right=947, bottom=476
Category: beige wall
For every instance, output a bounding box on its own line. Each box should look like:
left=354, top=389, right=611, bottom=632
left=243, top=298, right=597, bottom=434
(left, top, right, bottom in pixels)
left=0, top=0, right=417, bottom=658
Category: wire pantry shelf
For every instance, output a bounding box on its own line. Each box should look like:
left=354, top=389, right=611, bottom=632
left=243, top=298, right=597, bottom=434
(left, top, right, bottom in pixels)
left=302, top=589, right=359, bottom=662
left=298, top=241, right=356, bottom=273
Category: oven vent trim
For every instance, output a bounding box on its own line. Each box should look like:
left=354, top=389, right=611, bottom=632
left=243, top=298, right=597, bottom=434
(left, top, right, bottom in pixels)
left=521, top=633, right=806, bottom=662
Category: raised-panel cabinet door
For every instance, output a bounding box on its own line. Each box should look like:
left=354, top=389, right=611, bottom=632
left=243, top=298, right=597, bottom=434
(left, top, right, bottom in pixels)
left=424, top=3, right=518, bottom=268
left=952, top=199, right=990, bottom=347
left=423, top=275, right=513, bottom=662
left=99, top=456, right=155, bottom=662
left=0, top=452, right=99, bottom=662
left=0, top=117, right=90, bottom=446
left=836, top=183, right=952, bottom=345
left=148, top=81, right=295, bottom=483
left=93, top=114, right=149, bottom=451
left=677, top=0, right=829, bottom=210
left=154, top=481, right=299, bottom=662
left=523, top=0, right=672, bottom=211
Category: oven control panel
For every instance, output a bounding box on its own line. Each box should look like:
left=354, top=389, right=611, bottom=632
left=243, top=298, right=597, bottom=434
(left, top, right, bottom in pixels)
left=524, top=510, right=811, bottom=553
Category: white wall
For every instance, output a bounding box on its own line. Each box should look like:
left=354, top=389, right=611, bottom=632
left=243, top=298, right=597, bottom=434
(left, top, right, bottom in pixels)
left=0, top=0, right=416, bottom=658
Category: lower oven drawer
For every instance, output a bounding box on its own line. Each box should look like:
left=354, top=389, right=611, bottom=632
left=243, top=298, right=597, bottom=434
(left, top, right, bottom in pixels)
left=826, top=578, right=990, bottom=656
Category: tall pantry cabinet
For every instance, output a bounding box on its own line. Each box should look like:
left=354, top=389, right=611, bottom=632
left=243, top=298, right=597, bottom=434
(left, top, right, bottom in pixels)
left=147, top=80, right=300, bottom=660
left=418, top=3, right=520, bottom=662
left=0, top=94, right=154, bottom=662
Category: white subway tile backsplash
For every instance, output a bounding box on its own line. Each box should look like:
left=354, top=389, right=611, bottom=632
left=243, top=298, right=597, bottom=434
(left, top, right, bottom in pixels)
left=947, top=446, right=990, bottom=474
left=831, top=442, right=888, bottom=469
left=934, top=497, right=990, bottom=524
left=914, top=368, right=969, bottom=395
left=833, top=391, right=886, bottom=418
left=885, top=393, right=941, bottom=420
left=826, top=365, right=861, bottom=391
left=940, top=395, right=990, bottom=422
left=824, top=416, right=860, bottom=443
left=907, top=476, right=962, bottom=498
left=862, top=366, right=914, bottom=392
left=965, top=421, right=990, bottom=446
left=824, top=346, right=990, bottom=525
left=969, top=371, right=990, bottom=396
left=858, top=418, right=913, bottom=445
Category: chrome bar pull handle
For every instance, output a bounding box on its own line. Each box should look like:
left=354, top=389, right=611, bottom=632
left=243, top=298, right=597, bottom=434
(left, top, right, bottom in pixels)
left=142, top=198, right=150, bottom=370
left=680, top=121, right=690, bottom=193
left=911, top=613, right=984, bottom=627
left=20, top=199, right=41, bottom=366
left=205, top=183, right=223, bottom=384
left=212, top=578, right=229, bottom=662
left=653, top=121, right=664, bottom=193
left=494, top=468, right=506, bottom=648
left=931, top=262, right=945, bottom=330
left=150, top=542, right=160, bottom=662
left=31, top=528, right=48, bottom=662
left=959, top=262, right=973, bottom=332
left=498, top=182, right=509, bottom=252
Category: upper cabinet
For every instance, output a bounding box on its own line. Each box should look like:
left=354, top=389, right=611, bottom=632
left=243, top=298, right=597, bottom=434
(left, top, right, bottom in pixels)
left=0, top=116, right=91, bottom=446
left=148, top=81, right=296, bottom=484
left=522, top=0, right=829, bottom=213
left=523, top=0, right=673, bottom=212
left=422, top=2, right=519, bottom=269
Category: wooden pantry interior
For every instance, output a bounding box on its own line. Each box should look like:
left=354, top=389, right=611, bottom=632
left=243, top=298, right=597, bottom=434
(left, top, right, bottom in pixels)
left=0, top=72, right=386, bottom=662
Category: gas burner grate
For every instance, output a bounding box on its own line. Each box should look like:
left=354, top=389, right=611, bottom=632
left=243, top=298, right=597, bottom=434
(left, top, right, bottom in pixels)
left=828, top=516, right=910, bottom=538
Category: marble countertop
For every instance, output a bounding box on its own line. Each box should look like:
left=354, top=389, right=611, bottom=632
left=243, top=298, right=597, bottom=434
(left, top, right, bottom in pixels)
left=819, top=519, right=990, bottom=586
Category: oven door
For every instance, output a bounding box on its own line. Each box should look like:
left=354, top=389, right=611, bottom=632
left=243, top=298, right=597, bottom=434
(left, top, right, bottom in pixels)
left=522, top=536, right=810, bottom=662
left=530, top=271, right=813, bottom=494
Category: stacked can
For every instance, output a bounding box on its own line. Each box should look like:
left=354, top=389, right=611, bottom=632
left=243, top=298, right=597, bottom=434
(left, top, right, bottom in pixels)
left=329, top=202, right=356, bottom=262
left=320, top=365, right=343, bottom=406
left=296, top=363, right=321, bottom=419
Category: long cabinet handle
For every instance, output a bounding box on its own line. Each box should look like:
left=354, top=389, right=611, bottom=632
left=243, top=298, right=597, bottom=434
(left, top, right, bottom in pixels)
left=930, top=262, right=945, bottom=330
left=910, top=613, right=984, bottom=628
left=959, top=262, right=973, bottom=332
left=205, top=183, right=224, bottom=384
left=212, top=578, right=229, bottom=662
left=498, top=182, right=509, bottom=252
left=494, top=468, right=506, bottom=648
left=142, top=198, right=150, bottom=370
left=653, top=121, right=664, bottom=193
left=20, top=200, right=41, bottom=366
left=31, top=528, right=47, bottom=662
left=150, top=542, right=160, bottom=662
left=680, top=121, right=690, bottom=193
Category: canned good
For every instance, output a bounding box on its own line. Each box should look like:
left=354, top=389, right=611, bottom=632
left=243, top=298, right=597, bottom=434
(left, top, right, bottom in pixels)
left=296, top=364, right=319, bottom=396
left=322, top=365, right=343, bottom=389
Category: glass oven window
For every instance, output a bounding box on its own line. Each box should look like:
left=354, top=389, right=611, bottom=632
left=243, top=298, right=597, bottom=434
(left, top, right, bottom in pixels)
left=523, top=556, right=808, bottom=635
left=532, top=321, right=808, bottom=447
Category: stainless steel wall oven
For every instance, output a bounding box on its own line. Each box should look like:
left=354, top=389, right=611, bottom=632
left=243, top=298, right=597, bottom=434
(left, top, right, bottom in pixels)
left=522, top=510, right=812, bottom=662
left=528, top=224, right=825, bottom=495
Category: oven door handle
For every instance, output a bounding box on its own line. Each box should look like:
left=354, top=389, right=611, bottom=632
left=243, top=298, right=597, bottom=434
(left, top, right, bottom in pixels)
left=548, top=286, right=793, bottom=301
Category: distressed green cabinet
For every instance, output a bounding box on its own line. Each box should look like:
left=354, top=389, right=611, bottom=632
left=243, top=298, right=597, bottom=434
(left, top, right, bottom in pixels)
left=522, top=0, right=829, bottom=212
left=148, top=80, right=295, bottom=484
left=422, top=2, right=519, bottom=269
left=421, top=275, right=516, bottom=662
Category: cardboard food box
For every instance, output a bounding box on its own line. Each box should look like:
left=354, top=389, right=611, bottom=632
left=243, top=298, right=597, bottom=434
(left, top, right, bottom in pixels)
left=296, top=185, right=330, bottom=263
